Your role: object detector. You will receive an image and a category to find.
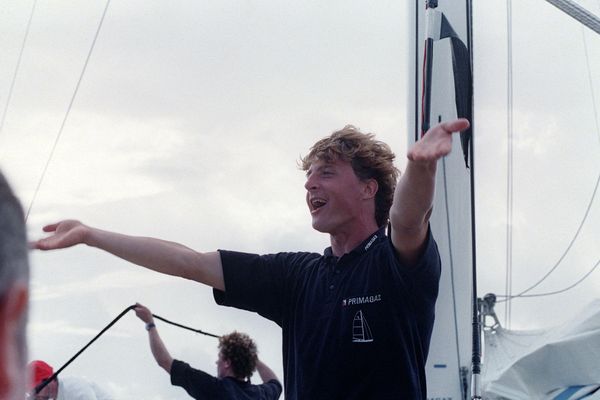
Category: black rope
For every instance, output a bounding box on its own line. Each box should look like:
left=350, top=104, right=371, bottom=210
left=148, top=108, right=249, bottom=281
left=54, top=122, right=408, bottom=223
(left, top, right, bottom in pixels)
left=152, top=313, right=221, bottom=338
left=31, top=304, right=221, bottom=395
left=33, top=304, right=135, bottom=394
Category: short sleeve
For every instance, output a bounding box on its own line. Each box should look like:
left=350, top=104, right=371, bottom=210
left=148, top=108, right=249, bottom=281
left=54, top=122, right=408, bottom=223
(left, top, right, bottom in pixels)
left=213, top=251, right=309, bottom=325
left=170, top=359, right=219, bottom=399
left=262, top=379, right=283, bottom=399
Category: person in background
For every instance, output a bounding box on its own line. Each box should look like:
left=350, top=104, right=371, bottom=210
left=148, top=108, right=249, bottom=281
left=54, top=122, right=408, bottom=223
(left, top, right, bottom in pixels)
left=28, top=360, right=112, bottom=400
left=0, top=172, right=30, bottom=400
left=135, top=303, right=282, bottom=400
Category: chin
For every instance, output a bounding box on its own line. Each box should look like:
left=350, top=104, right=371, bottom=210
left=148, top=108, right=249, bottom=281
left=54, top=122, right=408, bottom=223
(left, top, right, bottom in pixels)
left=311, top=219, right=332, bottom=234
left=312, top=225, right=328, bottom=233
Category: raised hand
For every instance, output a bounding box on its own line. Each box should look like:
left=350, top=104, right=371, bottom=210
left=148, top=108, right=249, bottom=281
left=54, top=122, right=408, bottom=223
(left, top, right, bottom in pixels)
left=408, top=118, right=470, bottom=164
left=33, top=220, right=89, bottom=250
left=134, top=303, right=154, bottom=324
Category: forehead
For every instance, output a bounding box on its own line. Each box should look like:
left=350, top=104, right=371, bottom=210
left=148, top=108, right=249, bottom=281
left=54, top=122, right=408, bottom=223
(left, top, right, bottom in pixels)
left=307, top=157, right=349, bottom=171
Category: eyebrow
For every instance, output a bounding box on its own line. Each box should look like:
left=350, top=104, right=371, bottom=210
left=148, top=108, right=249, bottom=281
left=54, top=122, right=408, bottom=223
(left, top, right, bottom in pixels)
left=306, top=164, right=335, bottom=177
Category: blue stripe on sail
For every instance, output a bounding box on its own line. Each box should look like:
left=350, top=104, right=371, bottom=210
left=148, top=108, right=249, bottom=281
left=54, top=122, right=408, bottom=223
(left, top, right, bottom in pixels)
left=433, top=364, right=447, bottom=368
left=554, top=386, right=586, bottom=400
left=581, top=386, right=600, bottom=399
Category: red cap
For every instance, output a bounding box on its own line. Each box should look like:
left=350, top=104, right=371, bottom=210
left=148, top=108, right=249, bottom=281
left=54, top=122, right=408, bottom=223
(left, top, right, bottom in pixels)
left=28, top=360, right=54, bottom=389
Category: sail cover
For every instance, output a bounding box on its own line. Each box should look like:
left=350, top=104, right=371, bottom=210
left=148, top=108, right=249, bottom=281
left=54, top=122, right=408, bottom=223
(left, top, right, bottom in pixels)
left=408, top=1, right=474, bottom=399
left=482, top=299, right=600, bottom=400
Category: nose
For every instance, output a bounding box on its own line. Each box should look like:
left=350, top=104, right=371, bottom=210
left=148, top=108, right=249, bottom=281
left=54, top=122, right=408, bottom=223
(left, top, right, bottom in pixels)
left=304, top=174, right=318, bottom=191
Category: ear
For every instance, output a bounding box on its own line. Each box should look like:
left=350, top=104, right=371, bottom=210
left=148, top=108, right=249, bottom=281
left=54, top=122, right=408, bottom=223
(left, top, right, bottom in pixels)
left=362, top=179, right=378, bottom=200
left=0, top=283, right=29, bottom=400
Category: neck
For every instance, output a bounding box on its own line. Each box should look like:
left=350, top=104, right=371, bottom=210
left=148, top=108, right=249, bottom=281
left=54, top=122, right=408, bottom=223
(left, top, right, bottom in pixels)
left=329, top=221, right=379, bottom=257
left=222, top=371, right=245, bottom=382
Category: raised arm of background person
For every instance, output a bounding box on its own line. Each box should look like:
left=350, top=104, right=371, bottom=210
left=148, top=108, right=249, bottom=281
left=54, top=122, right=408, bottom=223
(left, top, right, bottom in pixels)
left=255, top=358, right=279, bottom=383
left=33, top=220, right=225, bottom=291
left=135, top=303, right=174, bottom=373
left=389, top=118, right=470, bottom=265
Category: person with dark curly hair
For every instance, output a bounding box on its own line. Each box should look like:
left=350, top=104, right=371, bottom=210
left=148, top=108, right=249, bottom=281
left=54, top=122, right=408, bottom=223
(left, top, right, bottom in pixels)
left=134, top=303, right=282, bottom=400
left=34, top=118, right=470, bottom=399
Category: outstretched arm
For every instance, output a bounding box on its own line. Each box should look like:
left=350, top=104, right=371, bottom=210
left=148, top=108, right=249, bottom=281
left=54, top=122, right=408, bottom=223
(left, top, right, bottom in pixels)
left=32, top=220, right=224, bottom=290
left=255, top=358, right=279, bottom=383
left=390, top=118, right=470, bottom=265
left=135, top=303, right=174, bottom=373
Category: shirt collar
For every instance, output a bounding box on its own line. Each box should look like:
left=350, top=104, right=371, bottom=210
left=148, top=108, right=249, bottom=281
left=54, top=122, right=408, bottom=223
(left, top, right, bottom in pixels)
left=323, top=227, right=387, bottom=258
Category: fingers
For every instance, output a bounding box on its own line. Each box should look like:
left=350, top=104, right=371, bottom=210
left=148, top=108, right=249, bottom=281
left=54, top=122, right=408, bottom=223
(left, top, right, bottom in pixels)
left=409, top=118, right=470, bottom=163
left=134, top=303, right=152, bottom=322
left=440, top=118, right=470, bottom=133
left=30, top=235, right=61, bottom=251
left=32, top=238, right=54, bottom=251
left=42, top=223, right=59, bottom=233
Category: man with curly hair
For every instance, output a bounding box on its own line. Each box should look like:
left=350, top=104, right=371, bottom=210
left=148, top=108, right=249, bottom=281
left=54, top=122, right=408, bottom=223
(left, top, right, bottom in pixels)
left=34, top=118, right=469, bottom=399
left=134, top=303, right=282, bottom=400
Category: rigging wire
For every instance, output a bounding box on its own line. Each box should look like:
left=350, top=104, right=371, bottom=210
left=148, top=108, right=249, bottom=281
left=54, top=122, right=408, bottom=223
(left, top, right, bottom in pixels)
left=497, top=257, right=600, bottom=301
left=0, top=0, right=38, bottom=143
left=496, top=170, right=600, bottom=300
left=581, top=24, right=600, bottom=146
left=496, top=2, right=600, bottom=302
left=504, top=0, right=514, bottom=329
left=24, top=0, right=112, bottom=222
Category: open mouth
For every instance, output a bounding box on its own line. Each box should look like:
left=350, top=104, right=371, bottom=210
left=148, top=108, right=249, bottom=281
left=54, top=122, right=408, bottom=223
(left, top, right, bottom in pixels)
left=310, top=197, right=327, bottom=213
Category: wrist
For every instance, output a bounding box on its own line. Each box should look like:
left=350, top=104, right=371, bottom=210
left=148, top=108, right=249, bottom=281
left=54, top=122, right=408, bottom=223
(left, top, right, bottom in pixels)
left=82, top=226, right=97, bottom=246
left=145, top=322, right=156, bottom=331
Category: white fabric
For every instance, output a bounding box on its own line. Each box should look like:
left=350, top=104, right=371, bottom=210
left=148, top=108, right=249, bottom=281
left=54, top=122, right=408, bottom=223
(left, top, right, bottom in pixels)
left=482, top=299, right=600, bottom=399
left=57, top=376, right=112, bottom=400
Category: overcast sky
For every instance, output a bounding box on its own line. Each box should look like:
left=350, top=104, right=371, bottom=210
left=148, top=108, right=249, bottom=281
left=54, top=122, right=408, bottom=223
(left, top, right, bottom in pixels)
left=1, top=1, right=599, bottom=399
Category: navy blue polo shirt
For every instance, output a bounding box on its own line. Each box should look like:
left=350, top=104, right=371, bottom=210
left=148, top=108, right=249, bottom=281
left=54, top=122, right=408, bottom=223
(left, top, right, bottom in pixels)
left=170, top=359, right=283, bottom=400
left=214, top=227, right=441, bottom=400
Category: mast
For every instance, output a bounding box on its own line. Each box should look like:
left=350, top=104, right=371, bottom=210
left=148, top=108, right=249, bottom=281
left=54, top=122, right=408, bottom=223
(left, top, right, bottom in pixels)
left=408, top=1, right=476, bottom=399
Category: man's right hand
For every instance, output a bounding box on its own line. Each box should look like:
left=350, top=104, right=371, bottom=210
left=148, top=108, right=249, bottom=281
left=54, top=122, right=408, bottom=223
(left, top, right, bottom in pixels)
left=134, top=303, right=154, bottom=324
left=32, top=220, right=88, bottom=250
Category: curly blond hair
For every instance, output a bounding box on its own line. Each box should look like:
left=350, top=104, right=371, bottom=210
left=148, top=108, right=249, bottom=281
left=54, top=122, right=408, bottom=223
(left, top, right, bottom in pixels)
left=300, top=125, right=399, bottom=227
left=219, top=331, right=258, bottom=380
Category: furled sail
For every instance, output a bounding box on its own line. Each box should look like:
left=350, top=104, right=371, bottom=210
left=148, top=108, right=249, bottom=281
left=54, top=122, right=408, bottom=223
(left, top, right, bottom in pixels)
left=482, top=299, right=600, bottom=399
left=408, top=1, right=475, bottom=399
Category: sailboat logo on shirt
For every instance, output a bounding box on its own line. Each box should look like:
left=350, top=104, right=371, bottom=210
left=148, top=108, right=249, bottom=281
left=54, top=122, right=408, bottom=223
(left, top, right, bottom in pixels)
left=352, top=310, right=374, bottom=343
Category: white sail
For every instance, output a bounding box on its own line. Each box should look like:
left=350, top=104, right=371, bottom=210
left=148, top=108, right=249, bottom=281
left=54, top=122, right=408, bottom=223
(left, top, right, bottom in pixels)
left=352, top=310, right=374, bottom=343
left=482, top=299, right=600, bottom=399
